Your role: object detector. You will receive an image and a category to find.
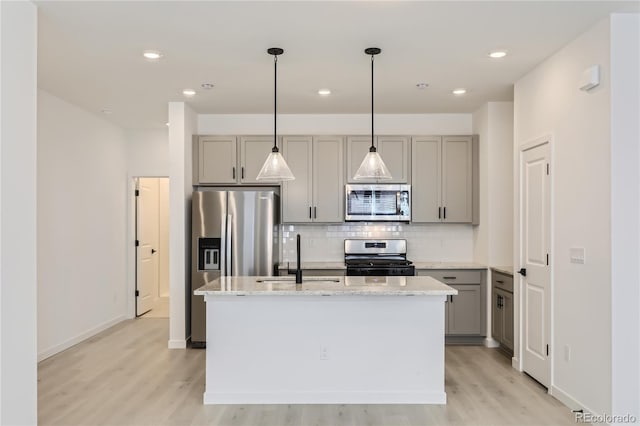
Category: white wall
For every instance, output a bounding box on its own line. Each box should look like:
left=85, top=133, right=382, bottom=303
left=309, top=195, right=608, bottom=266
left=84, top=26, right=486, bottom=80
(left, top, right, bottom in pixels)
left=198, top=113, right=472, bottom=135
left=610, top=13, right=640, bottom=423
left=514, top=18, right=612, bottom=415
left=168, top=102, right=196, bottom=348
left=0, top=2, right=38, bottom=423
left=37, top=90, right=128, bottom=360
left=472, top=102, right=514, bottom=267
left=126, top=128, right=169, bottom=177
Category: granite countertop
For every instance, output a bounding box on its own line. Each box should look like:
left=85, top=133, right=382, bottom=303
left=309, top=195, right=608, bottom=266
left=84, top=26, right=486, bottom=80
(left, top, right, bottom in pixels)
left=194, top=275, right=457, bottom=296
left=491, top=266, right=514, bottom=276
left=412, top=262, right=487, bottom=270
left=277, top=262, right=346, bottom=270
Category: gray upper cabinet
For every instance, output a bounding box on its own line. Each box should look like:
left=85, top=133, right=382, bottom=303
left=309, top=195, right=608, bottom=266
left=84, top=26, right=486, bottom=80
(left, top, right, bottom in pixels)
left=239, top=136, right=274, bottom=184
left=282, top=136, right=344, bottom=223
left=411, top=136, right=441, bottom=222
left=197, top=136, right=238, bottom=184
left=281, top=136, right=313, bottom=223
left=313, top=136, right=344, bottom=222
left=346, top=136, right=375, bottom=183
left=346, top=136, right=409, bottom=183
left=411, top=135, right=477, bottom=223
left=442, top=136, right=473, bottom=222
left=376, top=136, right=410, bottom=183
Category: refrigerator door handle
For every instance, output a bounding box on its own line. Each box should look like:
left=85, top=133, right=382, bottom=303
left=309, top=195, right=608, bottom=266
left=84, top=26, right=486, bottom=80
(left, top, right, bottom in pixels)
left=220, top=213, right=227, bottom=276
left=226, top=214, right=233, bottom=276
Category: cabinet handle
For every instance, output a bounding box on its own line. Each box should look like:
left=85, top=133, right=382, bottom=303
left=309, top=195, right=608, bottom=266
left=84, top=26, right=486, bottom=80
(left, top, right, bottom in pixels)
left=232, top=166, right=236, bottom=179
left=443, top=207, right=447, bottom=219
left=443, top=276, right=457, bottom=280
left=438, top=207, right=441, bottom=219
left=309, top=207, right=312, bottom=219
left=450, top=295, right=454, bottom=303
left=314, top=206, right=317, bottom=219
left=496, top=280, right=504, bottom=284
left=496, top=296, right=501, bottom=308
left=241, top=166, right=245, bottom=179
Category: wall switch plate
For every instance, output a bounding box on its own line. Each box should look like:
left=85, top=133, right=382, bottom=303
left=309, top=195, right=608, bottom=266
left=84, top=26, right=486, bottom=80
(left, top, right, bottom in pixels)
left=570, top=247, right=585, bottom=264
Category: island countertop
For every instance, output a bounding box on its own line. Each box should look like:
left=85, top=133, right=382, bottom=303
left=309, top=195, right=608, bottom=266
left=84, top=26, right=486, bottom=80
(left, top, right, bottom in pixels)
left=195, top=275, right=457, bottom=297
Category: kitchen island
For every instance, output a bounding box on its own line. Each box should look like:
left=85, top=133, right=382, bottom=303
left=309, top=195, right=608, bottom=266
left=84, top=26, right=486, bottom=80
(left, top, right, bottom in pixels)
left=195, top=275, right=457, bottom=405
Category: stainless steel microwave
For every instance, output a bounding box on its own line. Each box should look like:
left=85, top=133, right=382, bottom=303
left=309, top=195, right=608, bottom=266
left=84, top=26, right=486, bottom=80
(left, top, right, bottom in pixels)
left=345, top=184, right=411, bottom=222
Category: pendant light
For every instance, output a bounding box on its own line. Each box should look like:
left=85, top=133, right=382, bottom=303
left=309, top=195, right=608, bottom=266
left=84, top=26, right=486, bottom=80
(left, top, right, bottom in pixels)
left=256, top=47, right=295, bottom=181
left=353, top=47, right=392, bottom=181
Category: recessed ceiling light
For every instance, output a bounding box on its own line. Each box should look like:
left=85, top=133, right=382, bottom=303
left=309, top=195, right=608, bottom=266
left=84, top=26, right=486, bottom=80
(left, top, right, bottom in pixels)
left=416, top=83, right=429, bottom=90
left=489, top=51, right=507, bottom=59
left=318, top=89, right=331, bottom=96
left=183, top=89, right=196, bottom=97
left=452, top=88, right=467, bottom=95
left=143, top=50, right=163, bottom=60
left=201, top=83, right=215, bottom=90
left=101, top=108, right=112, bottom=114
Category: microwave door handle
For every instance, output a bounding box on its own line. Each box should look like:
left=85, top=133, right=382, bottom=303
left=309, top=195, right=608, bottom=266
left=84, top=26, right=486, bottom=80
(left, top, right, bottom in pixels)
left=396, top=192, right=401, bottom=215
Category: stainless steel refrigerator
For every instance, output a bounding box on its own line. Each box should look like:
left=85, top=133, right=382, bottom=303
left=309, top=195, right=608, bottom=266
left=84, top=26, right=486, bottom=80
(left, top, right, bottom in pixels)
left=190, top=188, right=280, bottom=347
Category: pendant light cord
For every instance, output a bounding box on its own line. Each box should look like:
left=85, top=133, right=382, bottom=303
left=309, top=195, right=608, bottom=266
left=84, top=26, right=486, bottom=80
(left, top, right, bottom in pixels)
left=273, top=55, right=278, bottom=152
left=370, top=54, right=375, bottom=152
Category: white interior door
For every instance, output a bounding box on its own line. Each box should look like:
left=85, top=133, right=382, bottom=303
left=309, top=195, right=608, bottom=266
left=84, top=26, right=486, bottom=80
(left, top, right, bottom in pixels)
left=520, top=142, right=551, bottom=387
left=136, top=178, right=160, bottom=316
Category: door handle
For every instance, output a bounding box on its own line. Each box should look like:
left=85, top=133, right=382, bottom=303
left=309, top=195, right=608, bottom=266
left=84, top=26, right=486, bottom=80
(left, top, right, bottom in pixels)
left=518, top=268, right=527, bottom=277
left=151, top=248, right=157, bottom=254
left=226, top=214, right=232, bottom=276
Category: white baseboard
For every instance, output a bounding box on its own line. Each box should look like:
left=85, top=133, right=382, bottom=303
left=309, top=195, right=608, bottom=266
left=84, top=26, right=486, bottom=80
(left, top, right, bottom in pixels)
left=550, top=385, right=600, bottom=418
left=168, top=339, right=186, bottom=349
left=38, top=315, right=127, bottom=362
left=484, top=337, right=500, bottom=348
left=203, top=390, right=447, bottom=405
left=512, top=356, right=521, bottom=371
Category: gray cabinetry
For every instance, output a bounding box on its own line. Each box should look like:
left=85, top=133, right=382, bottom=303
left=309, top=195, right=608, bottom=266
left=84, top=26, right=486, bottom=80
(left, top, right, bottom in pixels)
left=346, top=136, right=409, bottom=183
left=239, top=136, right=274, bottom=184
left=492, top=270, right=514, bottom=352
left=411, top=136, right=478, bottom=223
left=282, top=136, right=344, bottom=223
left=197, top=136, right=238, bottom=184
left=195, top=135, right=274, bottom=185
left=417, top=269, right=485, bottom=337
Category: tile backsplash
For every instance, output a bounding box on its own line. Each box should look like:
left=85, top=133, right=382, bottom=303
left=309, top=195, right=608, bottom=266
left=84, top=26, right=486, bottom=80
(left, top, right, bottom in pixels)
left=281, top=223, right=474, bottom=263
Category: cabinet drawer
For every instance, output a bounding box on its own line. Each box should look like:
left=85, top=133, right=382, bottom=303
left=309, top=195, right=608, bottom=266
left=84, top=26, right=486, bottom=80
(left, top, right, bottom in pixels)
left=417, top=270, right=482, bottom=284
left=492, top=271, right=513, bottom=293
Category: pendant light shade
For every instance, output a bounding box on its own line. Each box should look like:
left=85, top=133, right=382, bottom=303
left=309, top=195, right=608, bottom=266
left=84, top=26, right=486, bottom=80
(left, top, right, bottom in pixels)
left=257, top=47, right=295, bottom=182
left=353, top=47, right=392, bottom=181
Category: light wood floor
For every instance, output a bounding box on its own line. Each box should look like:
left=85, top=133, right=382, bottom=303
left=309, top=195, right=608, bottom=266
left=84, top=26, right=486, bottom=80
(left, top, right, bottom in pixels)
left=39, top=318, right=576, bottom=426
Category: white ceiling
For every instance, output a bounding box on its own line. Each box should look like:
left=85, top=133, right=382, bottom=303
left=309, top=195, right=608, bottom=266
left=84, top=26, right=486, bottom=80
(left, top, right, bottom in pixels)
left=36, top=1, right=639, bottom=129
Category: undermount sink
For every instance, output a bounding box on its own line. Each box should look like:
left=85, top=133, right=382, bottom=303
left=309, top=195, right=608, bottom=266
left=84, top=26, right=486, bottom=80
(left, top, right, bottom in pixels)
left=256, top=277, right=340, bottom=284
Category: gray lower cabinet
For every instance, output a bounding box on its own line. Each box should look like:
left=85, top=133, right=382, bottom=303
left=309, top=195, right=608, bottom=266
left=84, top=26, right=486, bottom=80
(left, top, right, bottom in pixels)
left=492, top=271, right=514, bottom=352
left=446, top=285, right=482, bottom=335
left=417, top=269, right=485, bottom=337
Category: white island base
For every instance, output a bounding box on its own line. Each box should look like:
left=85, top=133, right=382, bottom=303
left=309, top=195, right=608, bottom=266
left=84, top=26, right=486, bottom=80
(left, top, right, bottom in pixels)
left=196, top=276, right=455, bottom=405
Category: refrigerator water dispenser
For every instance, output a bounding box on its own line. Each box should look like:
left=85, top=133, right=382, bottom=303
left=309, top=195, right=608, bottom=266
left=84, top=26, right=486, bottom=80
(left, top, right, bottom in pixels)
left=198, top=238, right=221, bottom=271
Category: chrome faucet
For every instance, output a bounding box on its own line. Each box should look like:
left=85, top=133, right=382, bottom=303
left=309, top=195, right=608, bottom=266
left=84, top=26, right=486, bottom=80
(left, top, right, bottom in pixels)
left=295, top=234, right=303, bottom=284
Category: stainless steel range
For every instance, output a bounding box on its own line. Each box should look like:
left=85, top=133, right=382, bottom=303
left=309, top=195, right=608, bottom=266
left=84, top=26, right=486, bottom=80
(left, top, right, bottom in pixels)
left=344, top=239, right=415, bottom=276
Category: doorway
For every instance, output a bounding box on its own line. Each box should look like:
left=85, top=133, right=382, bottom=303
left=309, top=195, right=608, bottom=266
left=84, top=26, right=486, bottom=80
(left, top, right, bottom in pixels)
left=135, top=177, right=170, bottom=318
left=518, top=140, right=552, bottom=388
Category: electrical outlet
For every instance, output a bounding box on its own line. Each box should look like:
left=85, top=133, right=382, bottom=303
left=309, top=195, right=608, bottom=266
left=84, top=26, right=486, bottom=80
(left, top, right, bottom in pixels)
left=564, top=344, right=571, bottom=362
left=320, top=346, right=329, bottom=361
